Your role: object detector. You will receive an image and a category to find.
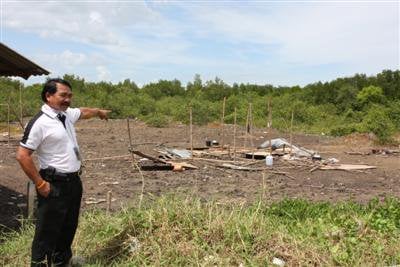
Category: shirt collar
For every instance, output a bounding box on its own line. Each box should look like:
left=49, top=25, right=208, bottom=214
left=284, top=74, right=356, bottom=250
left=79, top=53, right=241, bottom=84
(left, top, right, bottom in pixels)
left=41, top=104, right=66, bottom=119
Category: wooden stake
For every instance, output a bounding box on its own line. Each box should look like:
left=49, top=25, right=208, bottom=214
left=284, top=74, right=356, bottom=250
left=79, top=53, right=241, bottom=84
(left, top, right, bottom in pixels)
left=106, top=190, right=112, bottom=214
left=245, top=104, right=250, bottom=135
left=127, top=118, right=134, bottom=160
left=249, top=103, right=255, bottom=159
left=249, top=103, right=253, bottom=136
left=19, top=84, right=23, bottom=129
left=267, top=96, right=272, bottom=128
left=233, top=107, right=237, bottom=162
left=289, top=110, right=294, bottom=154
left=7, top=103, right=10, bottom=147
left=27, top=181, right=36, bottom=219
left=189, top=106, right=193, bottom=158
left=127, top=118, right=145, bottom=209
left=221, top=96, right=226, bottom=149
left=268, top=97, right=272, bottom=153
left=244, top=103, right=255, bottom=158
left=1, top=103, right=11, bottom=146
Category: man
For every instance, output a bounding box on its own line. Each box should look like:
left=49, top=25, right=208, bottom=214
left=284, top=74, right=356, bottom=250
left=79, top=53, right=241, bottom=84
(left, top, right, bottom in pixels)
left=16, top=78, right=110, bottom=266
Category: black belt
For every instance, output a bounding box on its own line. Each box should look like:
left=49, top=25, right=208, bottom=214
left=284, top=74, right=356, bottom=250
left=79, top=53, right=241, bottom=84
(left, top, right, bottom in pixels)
left=39, top=168, right=80, bottom=182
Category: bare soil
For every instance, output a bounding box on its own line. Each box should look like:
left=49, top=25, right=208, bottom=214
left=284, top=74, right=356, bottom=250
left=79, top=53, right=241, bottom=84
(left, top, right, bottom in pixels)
left=1, top=119, right=399, bottom=233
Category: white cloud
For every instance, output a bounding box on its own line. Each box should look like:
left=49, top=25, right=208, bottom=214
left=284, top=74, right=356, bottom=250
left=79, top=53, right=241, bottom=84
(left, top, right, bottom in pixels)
left=3, top=1, right=153, bottom=46
left=187, top=3, right=399, bottom=70
left=4, top=1, right=398, bottom=86
left=30, top=50, right=108, bottom=80
left=96, top=65, right=111, bottom=81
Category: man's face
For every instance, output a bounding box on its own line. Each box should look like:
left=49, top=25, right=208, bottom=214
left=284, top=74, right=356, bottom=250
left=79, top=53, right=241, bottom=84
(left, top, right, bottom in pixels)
left=46, top=83, right=72, bottom=111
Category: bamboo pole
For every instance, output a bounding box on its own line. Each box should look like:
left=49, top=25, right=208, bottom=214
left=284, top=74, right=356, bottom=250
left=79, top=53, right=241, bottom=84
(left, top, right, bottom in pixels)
left=1, top=103, right=11, bottom=146
left=127, top=118, right=134, bottom=160
left=244, top=104, right=249, bottom=150
left=19, top=84, right=23, bottom=129
left=268, top=97, right=272, bottom=153
left=126, top=118, right=145, bottom=209
left=267, top=96, right=272, bottom=129
left=289, top=110, right=294, bottom=155
left=27, top=181, right=36, bottom=219
left=249, top=103, right=255, bottom=160
left=7, top=103, right=10, bottom=146
left=245, top=104, right=250, bottom=134
left=220, top=96, right=226, bottom=149
left=249, top=103, right=253, bottom=137
left=233, top=107, right=237, bottom=162
left=189, top=106, right=193, bottom=158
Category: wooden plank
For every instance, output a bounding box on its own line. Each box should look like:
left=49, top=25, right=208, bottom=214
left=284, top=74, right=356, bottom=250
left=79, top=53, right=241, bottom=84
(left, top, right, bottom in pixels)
left=319, top=164, right=377, bottom=170
left=130, top=150, right=168, bottom=164
left=167, top=161, right=198, bottom=170
left=27, top=181, right=36, bottom=219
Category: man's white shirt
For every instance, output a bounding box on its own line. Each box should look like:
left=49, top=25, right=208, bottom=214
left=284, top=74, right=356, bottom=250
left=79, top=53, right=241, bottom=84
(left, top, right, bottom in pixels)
left=20, top=104, right=81, bottom=173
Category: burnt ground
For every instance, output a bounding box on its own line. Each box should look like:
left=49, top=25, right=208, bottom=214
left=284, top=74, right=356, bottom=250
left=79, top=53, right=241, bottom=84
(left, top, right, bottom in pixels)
left=1, top=119, right=399, bottom=233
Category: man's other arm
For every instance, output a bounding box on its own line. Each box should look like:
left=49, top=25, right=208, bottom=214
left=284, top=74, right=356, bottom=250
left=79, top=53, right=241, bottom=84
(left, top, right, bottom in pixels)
left=16, top=146, right=50, bottom=197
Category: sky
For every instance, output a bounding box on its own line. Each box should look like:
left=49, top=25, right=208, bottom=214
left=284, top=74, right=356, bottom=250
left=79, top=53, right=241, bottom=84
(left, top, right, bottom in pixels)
left=1, top=0, right=399, bottom=87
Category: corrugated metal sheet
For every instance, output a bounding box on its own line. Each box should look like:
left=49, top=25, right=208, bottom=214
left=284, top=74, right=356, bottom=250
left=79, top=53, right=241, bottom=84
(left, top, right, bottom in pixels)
left=0, top=42, right=49, bottom=79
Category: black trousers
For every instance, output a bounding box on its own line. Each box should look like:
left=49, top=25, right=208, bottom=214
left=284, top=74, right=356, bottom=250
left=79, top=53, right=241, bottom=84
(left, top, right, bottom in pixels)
left=31, top=173, right=82, bottom=267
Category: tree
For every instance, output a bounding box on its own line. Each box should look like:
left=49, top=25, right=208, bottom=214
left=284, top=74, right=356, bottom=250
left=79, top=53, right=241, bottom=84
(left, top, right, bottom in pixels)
left=360, top=105, right=395, bottom=143
left=335, top=85, right=358, bottom=112
left=376, top=69, right=400, bottom=99
left=356, top=85, right=385, bottom=109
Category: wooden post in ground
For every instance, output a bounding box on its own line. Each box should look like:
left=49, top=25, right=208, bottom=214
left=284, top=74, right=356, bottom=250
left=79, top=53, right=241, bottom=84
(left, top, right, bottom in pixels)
left=19, top=84, right=23, bottom=129
left=244, top=104, right=250, bottom=150
left=189, top=106, right=193, bottom=158
left=0, top=103, right=11, bottom=146
left=267, top=97, right=272, bottom=153
left=289, top=110, right=294, bottom=155
left=245, top=103, right=255, bottom=159
left=233, top=107, right=237, bottom=162
left=126, top=117, right=145, bottom=209
left=220, top=96, right=226, bottom=149
left=27, top=181, right=36, bottom=219
left=267, top=96, right=272, bottom=129
left=7, top=103, right=10, bottom=146
left=249, top=103, right=253, bottom=138
left=7, top=104, right=11, bottom=146
left=127, top=118, right=134, bottom=160
left=250, top=103, right=255, bottom=159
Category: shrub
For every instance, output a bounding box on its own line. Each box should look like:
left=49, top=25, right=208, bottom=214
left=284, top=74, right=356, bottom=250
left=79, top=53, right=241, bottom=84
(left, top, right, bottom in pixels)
left=330, top=124, right=358, bottom=136
left=356, top=86, right=385, bottom=109
left=360, top=105, right=395, bottom=143
left=144, top=114, right=170, bottom=128
left=145, top=114, right=170, bottom=128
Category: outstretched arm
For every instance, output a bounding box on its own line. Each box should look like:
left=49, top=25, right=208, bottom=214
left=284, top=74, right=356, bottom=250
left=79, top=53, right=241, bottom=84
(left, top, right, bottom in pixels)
left=79, top=108, right=111, bottom=120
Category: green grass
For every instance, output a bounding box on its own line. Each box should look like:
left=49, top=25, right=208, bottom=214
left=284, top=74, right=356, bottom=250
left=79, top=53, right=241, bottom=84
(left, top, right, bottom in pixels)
left=1, top=196, right=400, bottom=266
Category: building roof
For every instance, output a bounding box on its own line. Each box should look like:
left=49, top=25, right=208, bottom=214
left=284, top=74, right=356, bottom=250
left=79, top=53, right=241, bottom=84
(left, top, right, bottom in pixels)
left=0, top=42, right=50, bottom=79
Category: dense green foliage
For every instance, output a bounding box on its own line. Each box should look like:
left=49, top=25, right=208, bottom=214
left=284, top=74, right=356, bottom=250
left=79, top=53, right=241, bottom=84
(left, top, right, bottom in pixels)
left=0, top=70, right=398, bottom=142
left=1, top=196, right=400, bottom=266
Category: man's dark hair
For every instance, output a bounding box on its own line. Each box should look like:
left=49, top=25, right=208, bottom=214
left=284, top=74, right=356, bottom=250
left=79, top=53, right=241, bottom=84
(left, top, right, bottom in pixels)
left=41, top=78, right=72, bottom=102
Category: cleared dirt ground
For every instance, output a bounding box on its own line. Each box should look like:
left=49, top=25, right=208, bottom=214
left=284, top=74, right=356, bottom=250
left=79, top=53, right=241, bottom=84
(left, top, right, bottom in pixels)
left=1, top=119, right=399, bottom=233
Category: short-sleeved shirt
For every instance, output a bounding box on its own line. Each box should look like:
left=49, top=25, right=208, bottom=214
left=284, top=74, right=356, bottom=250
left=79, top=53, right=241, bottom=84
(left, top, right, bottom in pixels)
left=20, top=104, right=82, bottom=173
